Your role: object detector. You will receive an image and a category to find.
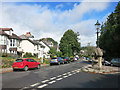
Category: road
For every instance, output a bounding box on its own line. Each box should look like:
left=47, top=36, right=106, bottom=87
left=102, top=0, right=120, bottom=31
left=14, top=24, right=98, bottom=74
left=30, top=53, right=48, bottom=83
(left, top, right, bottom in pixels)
left=2, top=59, right=119, bottom=89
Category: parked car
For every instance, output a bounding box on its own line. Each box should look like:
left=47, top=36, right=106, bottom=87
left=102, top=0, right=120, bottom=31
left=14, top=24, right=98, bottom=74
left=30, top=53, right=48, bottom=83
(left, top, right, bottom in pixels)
left=102, top=60, right=111, bottom=66
left=111, top=58, right=120, bottom=67
left=12, top=58, right=40, bottom=71
left=62, top=57, right=70, bottom=63
left=70, top=58, right=75, bottom=62
left=50, top=57, right=64, bottom=65
left=86, top=57, right=92, bottom=62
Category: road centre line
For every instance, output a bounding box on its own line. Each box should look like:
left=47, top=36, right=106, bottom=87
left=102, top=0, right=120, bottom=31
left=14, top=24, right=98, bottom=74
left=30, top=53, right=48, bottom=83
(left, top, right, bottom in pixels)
left=30, top=83, right=40, bottom=87
left=41, top=80, right=49, bottom=83
left=48, top=80, right=56, bottom=84
left=37, top=84, right=48, bottom=88
left=57, top=75, right=62, bottom=77
left=50, top=77, right=56, bottom=80
left=63, top=76, right=68, bottom=78
left=63, top=73, right=67, bottom=75
left=56, top=78, right=63, bottom=81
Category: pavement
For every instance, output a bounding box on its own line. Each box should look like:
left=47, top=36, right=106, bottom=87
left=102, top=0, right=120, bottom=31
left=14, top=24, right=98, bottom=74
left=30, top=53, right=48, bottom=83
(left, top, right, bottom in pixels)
left=0, top=64, right=50, bottom=73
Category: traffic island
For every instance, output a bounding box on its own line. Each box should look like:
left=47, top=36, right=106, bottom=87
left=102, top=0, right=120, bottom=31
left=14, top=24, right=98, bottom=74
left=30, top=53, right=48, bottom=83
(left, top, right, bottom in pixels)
left=81, top=65, right=119, bottom=74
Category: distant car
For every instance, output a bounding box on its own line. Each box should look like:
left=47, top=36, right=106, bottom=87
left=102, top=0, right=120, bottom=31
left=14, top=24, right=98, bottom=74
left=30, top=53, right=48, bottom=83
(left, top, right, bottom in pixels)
left=111, top=58, right=120, bottom=67
left=70, top=58, right=75, bottom=62
left=102, top=60, right=111, bottom=66
left=62, top=57, right=70, bottom=63
left=12, top=58, right=40, bottom=71
left=87, top=57, right=92, bottom=62
left=50, top=57, right=64, bottom=65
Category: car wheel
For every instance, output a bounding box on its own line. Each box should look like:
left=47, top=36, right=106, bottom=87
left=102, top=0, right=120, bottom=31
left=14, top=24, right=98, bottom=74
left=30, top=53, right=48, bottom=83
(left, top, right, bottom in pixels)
left=37, top=64, right=40, bottom=69
left=24, top=66, right=28, bottom=71
left=13, top=69, right=16, bottom=71
left=50, top=63, right=52, bottom=66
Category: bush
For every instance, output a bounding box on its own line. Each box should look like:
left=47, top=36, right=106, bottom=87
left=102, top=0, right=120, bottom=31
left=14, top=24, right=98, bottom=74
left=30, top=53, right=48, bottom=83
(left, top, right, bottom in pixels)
left=23, top=52, right=33, bottom=58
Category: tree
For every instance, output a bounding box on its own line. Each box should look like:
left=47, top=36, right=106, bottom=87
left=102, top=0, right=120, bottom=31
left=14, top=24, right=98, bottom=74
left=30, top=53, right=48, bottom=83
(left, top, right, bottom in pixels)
left=48, top=47, right=62, bottom=57
left=39, top=38, right=58, bottom=45
left=99, top=2, right=120, bottom=59
left=59, top=29, right=81, bottom=57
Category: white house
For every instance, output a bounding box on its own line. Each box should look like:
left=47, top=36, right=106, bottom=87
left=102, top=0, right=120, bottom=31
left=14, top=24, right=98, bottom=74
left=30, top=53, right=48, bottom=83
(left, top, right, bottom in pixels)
left=39, top=41, right=50, bottom=58
left=0, top=28, right=23, bottom=56
left=19, top=32, right=45, bottom=59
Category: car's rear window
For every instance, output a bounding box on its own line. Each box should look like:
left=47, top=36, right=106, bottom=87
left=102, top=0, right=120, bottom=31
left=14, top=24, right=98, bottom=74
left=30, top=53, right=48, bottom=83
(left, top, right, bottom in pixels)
left=16, top=59, right=23, bottom=62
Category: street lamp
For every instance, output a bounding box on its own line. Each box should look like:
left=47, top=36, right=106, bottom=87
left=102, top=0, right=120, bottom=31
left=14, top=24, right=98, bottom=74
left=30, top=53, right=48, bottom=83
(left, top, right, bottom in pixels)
left=95, top=20, right=101, bottom=47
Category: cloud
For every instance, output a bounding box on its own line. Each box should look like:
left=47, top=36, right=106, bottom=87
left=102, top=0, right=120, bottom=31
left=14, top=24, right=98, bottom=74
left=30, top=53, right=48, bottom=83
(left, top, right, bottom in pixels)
left=0, top=1, right=110, bottom=46
left=56, top=4, right=64, bottom=9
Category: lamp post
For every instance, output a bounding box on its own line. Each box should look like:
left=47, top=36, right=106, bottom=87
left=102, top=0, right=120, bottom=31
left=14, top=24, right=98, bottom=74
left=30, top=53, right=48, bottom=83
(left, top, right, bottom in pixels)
left=94, top=20, right=103, bottom=69
left=95, top=20, right=101, bottom=47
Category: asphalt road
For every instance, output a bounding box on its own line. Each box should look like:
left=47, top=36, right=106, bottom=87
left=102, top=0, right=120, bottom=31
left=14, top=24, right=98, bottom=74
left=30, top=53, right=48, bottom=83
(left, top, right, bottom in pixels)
left=2, top=59, right=120, bottom=89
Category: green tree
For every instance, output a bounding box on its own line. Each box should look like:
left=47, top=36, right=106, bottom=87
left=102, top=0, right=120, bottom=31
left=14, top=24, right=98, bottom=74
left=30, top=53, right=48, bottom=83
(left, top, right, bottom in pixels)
left=59, top=29, right=81, bottom=57
left=48, top=47, right=62, bottom=57
left=99, top=2, right=120, bottom=59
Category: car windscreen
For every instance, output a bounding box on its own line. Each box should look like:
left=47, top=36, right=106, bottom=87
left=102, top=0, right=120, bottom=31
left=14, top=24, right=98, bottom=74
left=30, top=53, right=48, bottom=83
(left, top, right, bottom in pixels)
left=52, top=57, right=57, bottom=59
left=16, top=59, right=23, bottom=62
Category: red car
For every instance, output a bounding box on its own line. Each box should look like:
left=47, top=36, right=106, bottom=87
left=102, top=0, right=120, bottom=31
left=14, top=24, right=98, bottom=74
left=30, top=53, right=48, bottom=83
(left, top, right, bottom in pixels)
left=12, top=58, right=40, bottom=71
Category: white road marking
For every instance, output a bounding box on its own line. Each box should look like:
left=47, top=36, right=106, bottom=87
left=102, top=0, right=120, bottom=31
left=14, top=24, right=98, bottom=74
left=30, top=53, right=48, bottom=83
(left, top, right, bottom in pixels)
left=63, top=73, right=67, bottom=75
left=48, top=80, right=56, bottom=84
left=30, top=83, right=40, bottom=87
left=68, top=74, right=72, bottom=76
left=67, top=72, right=71, bottom=74
left=63, top=76, right=68, bottom=78
left=72, top=71, right=75, bottom=72
left=73, top=73, right=76, bottom=74
left=50, top=77, right=56, bottom=80
left=56, top=78, right=63, bottom=81
left=37, top=84, right=48, bottom=88
left=57, top=75, right=62, bottom=77
left=41, top=80, right=49, bottom=83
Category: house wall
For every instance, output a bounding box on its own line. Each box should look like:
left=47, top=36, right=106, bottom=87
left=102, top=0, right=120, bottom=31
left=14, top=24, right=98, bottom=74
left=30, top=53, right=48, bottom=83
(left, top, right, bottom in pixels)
left=0, top=35, right=8, bottom=53
left=20, top=40, right=35, bottom=56
left=40, top=41, right=50, bottom=58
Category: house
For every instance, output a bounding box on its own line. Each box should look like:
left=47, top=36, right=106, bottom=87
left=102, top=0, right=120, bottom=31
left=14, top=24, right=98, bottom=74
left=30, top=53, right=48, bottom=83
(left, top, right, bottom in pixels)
left=0, top=28, right=23, bottom=56
left=19, top=32, right=45, bottom=58
left=39, top=41, right=50, bottom=58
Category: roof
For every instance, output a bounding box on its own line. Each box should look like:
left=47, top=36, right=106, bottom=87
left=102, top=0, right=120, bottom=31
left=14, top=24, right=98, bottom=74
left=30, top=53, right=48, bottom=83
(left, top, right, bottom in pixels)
left=42, top=41, right=50, bottom=48
left=0, top=29, right=9, bottom=36
left=19, top=34, right=28, bottom=39
left=9, top=33, right=21, bottom=40
left=0, top=28, right=13, bottom=31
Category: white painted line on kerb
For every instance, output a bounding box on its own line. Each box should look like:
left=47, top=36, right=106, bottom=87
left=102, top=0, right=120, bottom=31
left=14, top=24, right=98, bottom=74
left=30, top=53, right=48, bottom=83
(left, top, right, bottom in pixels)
left=48, top=80, right=56, bottom=84
left=50, top=77, right=56, bottom=80
left=63, top=76, right=68, bottom=78
left=41, top=80, right=49, bottom=83
left=30, top=83, right=40, bottom=87
left=56, top=78, right=63, bottom=81
left=37, top=84, right=48, bottom=88
left=57, top=75, right=62, bottom=77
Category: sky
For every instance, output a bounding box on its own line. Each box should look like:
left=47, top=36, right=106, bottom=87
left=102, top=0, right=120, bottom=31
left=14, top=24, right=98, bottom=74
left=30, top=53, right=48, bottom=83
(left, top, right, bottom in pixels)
left=0, top=0, right=119, bottom=47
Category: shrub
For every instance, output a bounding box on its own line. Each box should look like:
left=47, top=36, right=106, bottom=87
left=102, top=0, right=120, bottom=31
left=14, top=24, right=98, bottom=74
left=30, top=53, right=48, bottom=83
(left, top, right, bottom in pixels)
left=23, top=52, right=33, bottom=58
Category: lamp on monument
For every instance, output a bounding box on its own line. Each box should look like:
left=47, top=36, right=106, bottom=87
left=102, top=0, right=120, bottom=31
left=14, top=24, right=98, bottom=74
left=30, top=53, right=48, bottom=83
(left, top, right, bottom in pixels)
left=95, top=20, right=101, bottom=47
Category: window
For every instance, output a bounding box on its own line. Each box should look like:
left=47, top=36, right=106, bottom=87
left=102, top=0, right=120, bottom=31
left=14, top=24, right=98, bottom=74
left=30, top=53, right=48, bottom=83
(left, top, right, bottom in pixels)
left=13, top=39, right=15, bottom=46
left=10, top=39, right=12, bottom=46
left=16, top=59, right=23, bottom=62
